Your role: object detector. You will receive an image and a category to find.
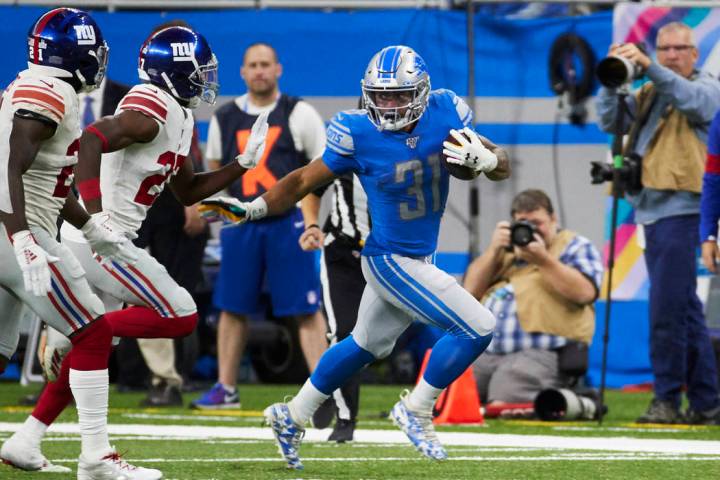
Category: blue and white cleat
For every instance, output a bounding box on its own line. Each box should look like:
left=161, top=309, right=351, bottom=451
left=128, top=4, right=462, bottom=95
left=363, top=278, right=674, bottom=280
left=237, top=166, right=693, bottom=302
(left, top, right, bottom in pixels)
left=389, top=391, right=448, bottom=461
left=264, top=403, right=305, bottom=470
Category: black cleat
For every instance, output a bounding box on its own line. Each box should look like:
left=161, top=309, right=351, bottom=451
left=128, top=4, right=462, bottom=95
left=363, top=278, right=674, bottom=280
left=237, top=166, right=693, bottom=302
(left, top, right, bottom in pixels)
left=312, top=397, right=336, bottom=429
left=328, top=419, right=355, bottom=443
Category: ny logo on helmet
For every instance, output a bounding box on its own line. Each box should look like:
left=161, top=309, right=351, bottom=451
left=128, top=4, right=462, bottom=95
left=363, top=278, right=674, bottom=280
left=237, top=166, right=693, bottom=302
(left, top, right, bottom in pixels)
left=171, top=43, right=194, bottom=61
left=73, top=25, right=96, bottom=45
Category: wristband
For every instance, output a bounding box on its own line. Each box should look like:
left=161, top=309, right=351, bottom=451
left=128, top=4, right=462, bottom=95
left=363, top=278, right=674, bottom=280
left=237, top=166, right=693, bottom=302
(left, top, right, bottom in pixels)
left=77, top=178, right=101, bottom=202
left=246, top=197, right=268, bottom=221
left=84, top=125, right=109, bottom=153
left=305, top=224, right=320, bottom=231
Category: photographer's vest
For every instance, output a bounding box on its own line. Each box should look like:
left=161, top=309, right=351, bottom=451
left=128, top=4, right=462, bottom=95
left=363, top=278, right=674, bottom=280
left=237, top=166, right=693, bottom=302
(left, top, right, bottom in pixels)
left=482, top=230, right=595, bottom=344
left=625, top=82, right=706, bottom=193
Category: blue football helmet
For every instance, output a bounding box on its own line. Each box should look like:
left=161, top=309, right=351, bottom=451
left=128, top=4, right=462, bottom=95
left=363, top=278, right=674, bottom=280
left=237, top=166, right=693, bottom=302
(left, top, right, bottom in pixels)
left=138, top=26, right=218, bottom=108
left=27, top=8, right=108, bottom=92
left=361, top=45, right=431, bottom=131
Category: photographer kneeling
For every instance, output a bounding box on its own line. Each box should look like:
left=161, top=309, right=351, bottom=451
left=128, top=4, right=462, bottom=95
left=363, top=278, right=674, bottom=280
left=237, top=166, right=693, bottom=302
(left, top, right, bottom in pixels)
left=464, top=190, right=603, bottom=407
left=596, top=22, right=720, bottom=424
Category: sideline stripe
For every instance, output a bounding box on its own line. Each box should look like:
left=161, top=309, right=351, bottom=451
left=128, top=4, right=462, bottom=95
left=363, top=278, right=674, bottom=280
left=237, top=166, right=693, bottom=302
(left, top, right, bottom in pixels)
left=46, top=455, right=720, bottom=463
left=0, top=423, right=718, bottom=455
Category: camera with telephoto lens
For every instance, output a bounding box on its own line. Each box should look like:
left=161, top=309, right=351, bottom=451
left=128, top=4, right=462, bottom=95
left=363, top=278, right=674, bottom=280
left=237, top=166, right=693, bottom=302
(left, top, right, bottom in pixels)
left=509, top=220, right=537, bottom=248
left=590, top=153, right=643, bottom=196
left=534, top=388, right=608, bottom=421
left=595, top=42, right=648, bottom=88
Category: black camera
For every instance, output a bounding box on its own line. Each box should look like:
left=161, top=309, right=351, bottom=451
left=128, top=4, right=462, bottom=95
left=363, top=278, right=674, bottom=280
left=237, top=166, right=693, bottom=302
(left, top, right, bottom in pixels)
left=590, top=153, right=642, bottom=196
left=595, top=42, right=648, bottom=88
left=509, top=220, right=537, bottom=247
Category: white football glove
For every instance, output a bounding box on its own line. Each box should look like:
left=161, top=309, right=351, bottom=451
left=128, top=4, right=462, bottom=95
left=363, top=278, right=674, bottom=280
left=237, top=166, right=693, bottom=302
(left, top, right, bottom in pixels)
left=236, top=111, right=269, bottom=169
left=81, top=212, right=138, bottom=267
left=11, top=230, right=59, bottom=297
left=198, top=196, right=267, bottom=225
left=41, top=326, right=71, bottom=382
left=442, top=127, right=498, bottom=173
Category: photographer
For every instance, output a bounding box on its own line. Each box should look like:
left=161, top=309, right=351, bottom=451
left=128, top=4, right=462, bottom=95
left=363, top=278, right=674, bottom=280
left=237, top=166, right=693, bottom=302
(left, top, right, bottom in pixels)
left=464, top=190, right=602, bottom=406
left=596, top=22, right=720, bottom=424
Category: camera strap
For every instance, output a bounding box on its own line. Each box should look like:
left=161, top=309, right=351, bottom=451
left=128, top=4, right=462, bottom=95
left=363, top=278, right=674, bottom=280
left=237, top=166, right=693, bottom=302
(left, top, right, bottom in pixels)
left=624, top=85, right=657, bottom=156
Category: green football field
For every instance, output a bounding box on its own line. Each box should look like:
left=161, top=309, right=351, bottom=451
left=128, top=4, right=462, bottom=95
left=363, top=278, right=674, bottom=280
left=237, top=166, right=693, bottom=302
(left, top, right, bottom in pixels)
left=1, top=383, right=719, bottom=479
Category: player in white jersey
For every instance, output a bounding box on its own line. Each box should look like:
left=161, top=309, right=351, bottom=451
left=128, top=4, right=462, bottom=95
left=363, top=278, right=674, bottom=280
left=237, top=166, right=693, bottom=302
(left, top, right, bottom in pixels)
left=0, top=8, right=163, bottom=480
left=2, top=23, right=268, bottom=475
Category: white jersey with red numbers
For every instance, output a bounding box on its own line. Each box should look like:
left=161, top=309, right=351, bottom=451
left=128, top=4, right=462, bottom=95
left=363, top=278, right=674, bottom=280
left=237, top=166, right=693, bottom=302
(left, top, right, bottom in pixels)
left=0, top=69, right=80, bottom=236
left=59, top=83, right=197, bottom=322
left=101, top=84, right=193, bottom=235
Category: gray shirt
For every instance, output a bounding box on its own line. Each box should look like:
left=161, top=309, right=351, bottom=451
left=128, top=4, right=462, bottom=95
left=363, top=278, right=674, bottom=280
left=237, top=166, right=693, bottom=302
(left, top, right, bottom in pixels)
left=596, top=63, right=720, bottom=224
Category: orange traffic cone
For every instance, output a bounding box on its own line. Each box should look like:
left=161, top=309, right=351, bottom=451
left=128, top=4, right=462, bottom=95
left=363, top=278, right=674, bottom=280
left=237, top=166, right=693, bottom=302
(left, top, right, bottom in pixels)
left=416, top=349, right=484, bottom=425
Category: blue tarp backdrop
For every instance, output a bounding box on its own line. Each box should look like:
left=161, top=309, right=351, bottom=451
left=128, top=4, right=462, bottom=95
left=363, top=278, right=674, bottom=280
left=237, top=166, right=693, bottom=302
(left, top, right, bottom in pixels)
left=0, top=7, right=612, bottom=98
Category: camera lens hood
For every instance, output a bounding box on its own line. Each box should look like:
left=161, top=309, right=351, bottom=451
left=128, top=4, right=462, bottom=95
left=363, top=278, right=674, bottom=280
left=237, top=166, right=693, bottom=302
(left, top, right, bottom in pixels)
left=596, top=55, right=638, bottom=88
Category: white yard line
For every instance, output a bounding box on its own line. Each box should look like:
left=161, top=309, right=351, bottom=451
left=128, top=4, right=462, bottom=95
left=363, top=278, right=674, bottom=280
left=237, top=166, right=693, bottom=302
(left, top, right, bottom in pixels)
left=45, top=455, right=720, bottom=463
left=0, top=422, right=718, bottom=456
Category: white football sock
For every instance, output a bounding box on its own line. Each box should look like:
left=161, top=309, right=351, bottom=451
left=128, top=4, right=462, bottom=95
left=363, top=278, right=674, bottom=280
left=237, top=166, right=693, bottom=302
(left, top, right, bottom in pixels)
left=406, top=378, right=443, bottom=414
left=69, top=369, right=111, bottom=460
left=19, top=415, right=48, bottom=446
left=287, top=378, right=329, bottom=425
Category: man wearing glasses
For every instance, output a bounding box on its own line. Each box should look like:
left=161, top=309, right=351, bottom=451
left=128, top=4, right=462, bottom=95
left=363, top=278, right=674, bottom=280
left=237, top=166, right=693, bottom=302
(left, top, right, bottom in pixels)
left=596, top=22, right=720, bottom=425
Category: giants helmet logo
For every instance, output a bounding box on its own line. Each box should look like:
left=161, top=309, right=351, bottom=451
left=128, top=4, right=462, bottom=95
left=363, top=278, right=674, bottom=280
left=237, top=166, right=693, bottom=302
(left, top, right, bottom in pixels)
left=73, top=25, right=96, bottom=45
left=170, top=42, right=194, bottom=61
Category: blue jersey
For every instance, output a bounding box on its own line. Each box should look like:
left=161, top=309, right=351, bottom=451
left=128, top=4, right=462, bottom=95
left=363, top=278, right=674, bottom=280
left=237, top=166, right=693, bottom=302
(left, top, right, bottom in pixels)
left=322, top=89, right=473, bottom=257
left=700, top=110, right=720, bottom=240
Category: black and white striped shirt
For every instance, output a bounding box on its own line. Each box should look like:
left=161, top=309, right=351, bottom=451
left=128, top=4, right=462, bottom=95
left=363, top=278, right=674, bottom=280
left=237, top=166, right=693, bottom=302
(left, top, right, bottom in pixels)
left=323, top=173, right=370, bottom=249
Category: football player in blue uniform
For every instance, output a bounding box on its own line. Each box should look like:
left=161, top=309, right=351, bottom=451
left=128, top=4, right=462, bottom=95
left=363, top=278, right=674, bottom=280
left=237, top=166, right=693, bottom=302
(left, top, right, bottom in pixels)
left=201, top=45, right=510, bottom=469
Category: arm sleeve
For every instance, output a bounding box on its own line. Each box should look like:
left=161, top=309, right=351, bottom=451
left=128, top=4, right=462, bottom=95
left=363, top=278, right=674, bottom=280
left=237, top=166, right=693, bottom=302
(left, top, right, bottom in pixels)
left=647, top=64, right=720, bottom=124
left=559, top=235, right=604, bottom=291
left=435, top=89, right=473, bottom=129
left=700, top=111, right=720, bottom=240
left=322, top=112, right=360, bottom=175
left=10, top=79, right=66, bottom=124
left=452, top=91, right=474, bottom=128
left=595, top=86, right=636, bottom=134
left=289, top=101, right=327, bottom=161
left=117, top=85, right=168, bottom=125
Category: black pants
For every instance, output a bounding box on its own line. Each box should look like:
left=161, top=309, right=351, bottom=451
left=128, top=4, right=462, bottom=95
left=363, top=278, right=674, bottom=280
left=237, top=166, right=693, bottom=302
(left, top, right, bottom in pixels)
left=321, top=238, right=365, bottom=421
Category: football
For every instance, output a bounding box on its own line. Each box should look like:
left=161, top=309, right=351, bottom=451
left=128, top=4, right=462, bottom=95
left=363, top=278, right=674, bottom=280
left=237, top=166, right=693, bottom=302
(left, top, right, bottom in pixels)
left=441, top=130, right=479, bottom=180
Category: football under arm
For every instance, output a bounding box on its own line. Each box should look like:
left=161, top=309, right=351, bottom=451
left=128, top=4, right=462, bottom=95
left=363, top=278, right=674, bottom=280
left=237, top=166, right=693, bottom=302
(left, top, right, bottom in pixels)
left=0, top=114, right=56, bottom=236
left=262, top=158, right=336, bottom=217
left=76, top=110, right=159, bottom=213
